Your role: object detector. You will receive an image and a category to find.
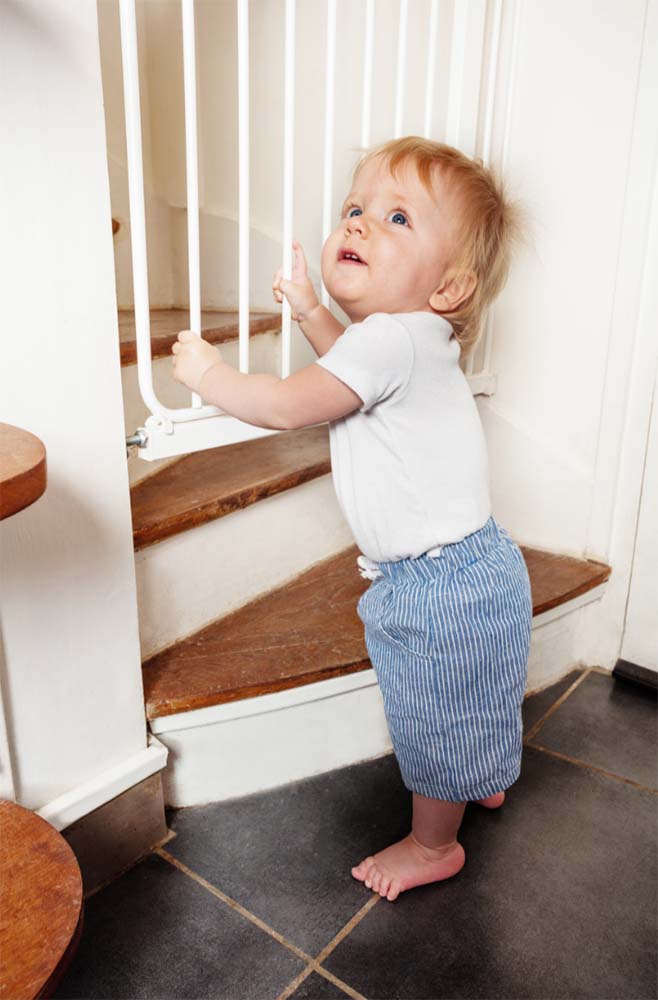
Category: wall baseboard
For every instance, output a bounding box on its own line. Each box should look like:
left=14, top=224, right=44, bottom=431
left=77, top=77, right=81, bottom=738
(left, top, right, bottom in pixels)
left=36, top=733, right=168, bottom=832
left=612, top=658, right=658, bottom=692
left=61, top=770, right=171, bottom=898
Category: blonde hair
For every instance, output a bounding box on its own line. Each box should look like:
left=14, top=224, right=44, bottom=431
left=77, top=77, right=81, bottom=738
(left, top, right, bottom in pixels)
left=351, top=136, right=528, bottom=360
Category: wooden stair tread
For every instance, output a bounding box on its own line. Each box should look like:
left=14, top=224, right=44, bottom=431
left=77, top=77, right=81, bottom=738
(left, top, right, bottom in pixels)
left=119, top=308, right=281, bottom=366
left=131, top=424, right=330, bottom=550
left=0, top=423, right=47, bottom=520
left=142, top=542, right=611, bottom=721
left=0, top=800, right=84, bottom=1000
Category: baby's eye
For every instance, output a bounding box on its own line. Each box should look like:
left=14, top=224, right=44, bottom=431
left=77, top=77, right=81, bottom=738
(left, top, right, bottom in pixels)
left=388, top=210, right=409, bottom=226
left=346, top=206, right=362, bottom=218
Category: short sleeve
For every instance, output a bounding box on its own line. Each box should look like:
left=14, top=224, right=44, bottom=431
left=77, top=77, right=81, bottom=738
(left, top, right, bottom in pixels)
left=314, top=313, right=414, bottom=414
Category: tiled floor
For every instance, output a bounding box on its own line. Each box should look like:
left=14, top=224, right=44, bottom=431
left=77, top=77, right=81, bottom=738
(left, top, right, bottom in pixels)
left=54, top=668, right=657, bottom=1000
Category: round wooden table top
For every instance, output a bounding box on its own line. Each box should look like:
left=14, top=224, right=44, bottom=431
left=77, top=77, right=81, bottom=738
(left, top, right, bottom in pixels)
left=0, top=423, right=47, bottom=520
left=0, top=800, right=84, bottom=1000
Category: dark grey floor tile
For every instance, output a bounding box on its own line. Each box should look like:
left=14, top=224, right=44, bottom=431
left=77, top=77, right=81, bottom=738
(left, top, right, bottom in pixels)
left=165, top=754, right=412, bottom=955
left=51, top=852, right=304, bottom=999
left=522, top=668, right=583, bottom=733
left=528, top=671, right=658, bottom=787
left=288, top=970, right=351, bottom=999
left=324, top=747, right=657, bottom=999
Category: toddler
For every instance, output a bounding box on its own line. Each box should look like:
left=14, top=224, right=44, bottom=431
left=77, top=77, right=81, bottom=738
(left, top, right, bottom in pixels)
left=172, top=136, right=532, bottom=903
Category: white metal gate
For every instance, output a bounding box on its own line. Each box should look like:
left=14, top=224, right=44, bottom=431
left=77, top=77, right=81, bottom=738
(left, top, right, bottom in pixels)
left=119, top=0, right=517, bottom=462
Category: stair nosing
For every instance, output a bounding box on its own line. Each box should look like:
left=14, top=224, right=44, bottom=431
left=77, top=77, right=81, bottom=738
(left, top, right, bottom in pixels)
left=131, top=426, right=331, bottom=551
left=142, top=544, right=612, bottom=723
left=119, top=309, right=282, bottom=367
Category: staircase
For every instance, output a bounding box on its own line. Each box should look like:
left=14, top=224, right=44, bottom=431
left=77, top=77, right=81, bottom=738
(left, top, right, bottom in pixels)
left=123, top=311, right=612, bottom=808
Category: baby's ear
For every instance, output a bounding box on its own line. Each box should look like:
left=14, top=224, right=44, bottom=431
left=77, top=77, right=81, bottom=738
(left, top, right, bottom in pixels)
left=429, top=269, right=477, bottom=313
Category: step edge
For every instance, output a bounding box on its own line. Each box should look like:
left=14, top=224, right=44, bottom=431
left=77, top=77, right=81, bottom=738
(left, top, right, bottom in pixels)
left=149, top=665, right=377, bottom=733
left=145, top=576, right=611, bottom=724
left=132, top=456, right=331, bottom=551
left=120, top=316, right=281, bottom=367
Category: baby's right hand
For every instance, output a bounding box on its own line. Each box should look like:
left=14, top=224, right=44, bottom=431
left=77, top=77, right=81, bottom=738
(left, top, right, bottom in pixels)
left=272, top=240, right=320, bottom=322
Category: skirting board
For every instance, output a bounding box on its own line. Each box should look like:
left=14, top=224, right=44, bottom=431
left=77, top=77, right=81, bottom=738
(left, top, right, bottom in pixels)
left=37, top=732, right=169, bottom=832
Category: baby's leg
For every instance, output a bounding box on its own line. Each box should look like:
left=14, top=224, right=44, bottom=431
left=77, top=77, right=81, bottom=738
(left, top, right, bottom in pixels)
left=351, top=793, right=466, bottom=901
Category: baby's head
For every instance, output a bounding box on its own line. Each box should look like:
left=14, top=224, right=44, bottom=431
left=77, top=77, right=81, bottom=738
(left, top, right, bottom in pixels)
left=322, top=136, right=525, bottom=358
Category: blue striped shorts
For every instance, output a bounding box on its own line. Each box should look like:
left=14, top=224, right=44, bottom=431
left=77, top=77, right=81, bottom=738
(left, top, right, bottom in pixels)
left=356, top=516, right=533, bottom=802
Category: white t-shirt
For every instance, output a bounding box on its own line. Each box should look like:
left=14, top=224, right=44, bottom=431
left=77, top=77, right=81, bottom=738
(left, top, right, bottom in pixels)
left=314, top=311, right=492, bottom=563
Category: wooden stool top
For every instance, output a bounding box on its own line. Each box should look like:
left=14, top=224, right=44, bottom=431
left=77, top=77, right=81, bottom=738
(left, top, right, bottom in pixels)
left=0, top=800, right=83, bottom=1000
left=0, top=423, right=47, bottom=520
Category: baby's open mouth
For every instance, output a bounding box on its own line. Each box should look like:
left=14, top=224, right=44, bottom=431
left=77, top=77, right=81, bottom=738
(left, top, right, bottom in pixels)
left=338, top=247, right=367, bottom=265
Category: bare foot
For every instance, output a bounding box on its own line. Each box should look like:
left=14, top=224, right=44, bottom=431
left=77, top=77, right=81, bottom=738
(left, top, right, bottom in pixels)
left=474, top=791, right=505, bottom=809
left=351, top=834, right=465, bottom=901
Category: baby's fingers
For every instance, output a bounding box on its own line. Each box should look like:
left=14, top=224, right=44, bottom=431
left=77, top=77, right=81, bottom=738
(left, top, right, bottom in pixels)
left=292, top=240, right=308, bottom=280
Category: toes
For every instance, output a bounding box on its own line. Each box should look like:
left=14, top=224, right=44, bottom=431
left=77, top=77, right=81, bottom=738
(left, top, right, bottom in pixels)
left=386, top=881, right=400, bottom=901
left=371, top=867, right=383, bottom=894
left=379, top=875, right=392, bottom=897
left=351, top=856, right=376, bottom=882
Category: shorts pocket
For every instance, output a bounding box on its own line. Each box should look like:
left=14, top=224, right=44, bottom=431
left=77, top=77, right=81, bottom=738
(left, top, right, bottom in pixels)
left=378, top=583, right=437, bottom=660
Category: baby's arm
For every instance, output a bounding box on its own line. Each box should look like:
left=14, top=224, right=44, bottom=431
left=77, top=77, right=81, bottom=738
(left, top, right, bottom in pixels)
left=297, top=303, right=345, bottom=357
left=272, top=240, right=345, bottom=356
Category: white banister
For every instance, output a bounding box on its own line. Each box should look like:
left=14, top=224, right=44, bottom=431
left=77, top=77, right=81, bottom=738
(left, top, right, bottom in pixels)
left=361, top=0, right=374, bottom=148
left=321, top=0, right=337, bottom=309
left=237, top=0, right=250, bottom=373
left=423, top=0, right=439, bottom=139
left=280, top=0, right=295, bottom=380
left=181, top=0, right=202, bottom=407
left=394, top=0, right=408, bottom=139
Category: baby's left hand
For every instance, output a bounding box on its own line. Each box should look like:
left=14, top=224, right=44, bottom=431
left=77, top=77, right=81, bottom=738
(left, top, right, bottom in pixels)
left=171, top=330, right=224, bottom=394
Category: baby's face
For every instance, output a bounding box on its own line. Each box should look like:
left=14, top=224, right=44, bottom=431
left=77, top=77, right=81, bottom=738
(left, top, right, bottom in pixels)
left=321, top=156, right=459, bottom=323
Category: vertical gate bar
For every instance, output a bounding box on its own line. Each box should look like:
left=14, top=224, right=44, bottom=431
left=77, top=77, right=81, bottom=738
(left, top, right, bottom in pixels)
left=281, top=0, right=295, bottom=379
left=446, top=0, right=468, bottom=147
left=481, top=0, right=502, bottom=167
left=470, top=0, right=502, bottom=377
left=361, top=0, right=374, bottom=148
left=237, top=0, right=250, bottom=373
left=321, top=0, right=337, bottom=309
left=394, top=0, right=408, bottom=138
left=181, top=0, right=202, bottom=407
left=483, top=0, right=521, bottom=375
left=118, top=0, right=162, bottom=423
left=423, top=0, right=439, bottom=138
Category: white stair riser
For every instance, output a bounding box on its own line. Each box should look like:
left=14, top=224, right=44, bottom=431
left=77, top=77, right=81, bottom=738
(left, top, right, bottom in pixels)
left=157, top=678, right=393, bottom=807
left=152, top=591, right=608, bottom=807
left=136, top=474, right=354, bottom=659
left=123, top=330, right=281, bottom=485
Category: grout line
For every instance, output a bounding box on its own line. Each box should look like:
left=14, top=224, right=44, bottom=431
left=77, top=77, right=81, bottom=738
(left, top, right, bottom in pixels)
left=586, top=665, right=614, bottom=678
left=157, top=845, right=371, bottom=1000
left=312, top=965, right=369, bottom=1000
left=313, top=894, right=380, bottom=966
left=274, top=965, right=315, bottom=1000
left=275, top=963, right=367, bottom=1000
left=526, top=743, right=658, bottom=795
left=523, top=668, right=592, bottom=744
left=154, top=847, right=313, bottom=965
left=275, top=892, right=379, bottom=999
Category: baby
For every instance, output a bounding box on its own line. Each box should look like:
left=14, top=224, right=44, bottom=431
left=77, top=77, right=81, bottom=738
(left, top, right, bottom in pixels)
left=172, top=136, right=532, bottom=903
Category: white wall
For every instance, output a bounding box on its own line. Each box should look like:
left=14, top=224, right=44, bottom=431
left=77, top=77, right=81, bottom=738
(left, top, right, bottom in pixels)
left=0, top=0, right=148, bottom=810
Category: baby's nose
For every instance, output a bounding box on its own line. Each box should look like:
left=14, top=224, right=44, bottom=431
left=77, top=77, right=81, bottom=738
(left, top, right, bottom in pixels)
left=345, top=216, right=367, bottom=236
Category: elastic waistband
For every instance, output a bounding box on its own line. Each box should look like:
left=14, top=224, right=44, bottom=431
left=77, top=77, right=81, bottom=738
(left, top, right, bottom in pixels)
left=357, top=516, right=509, bottom=583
